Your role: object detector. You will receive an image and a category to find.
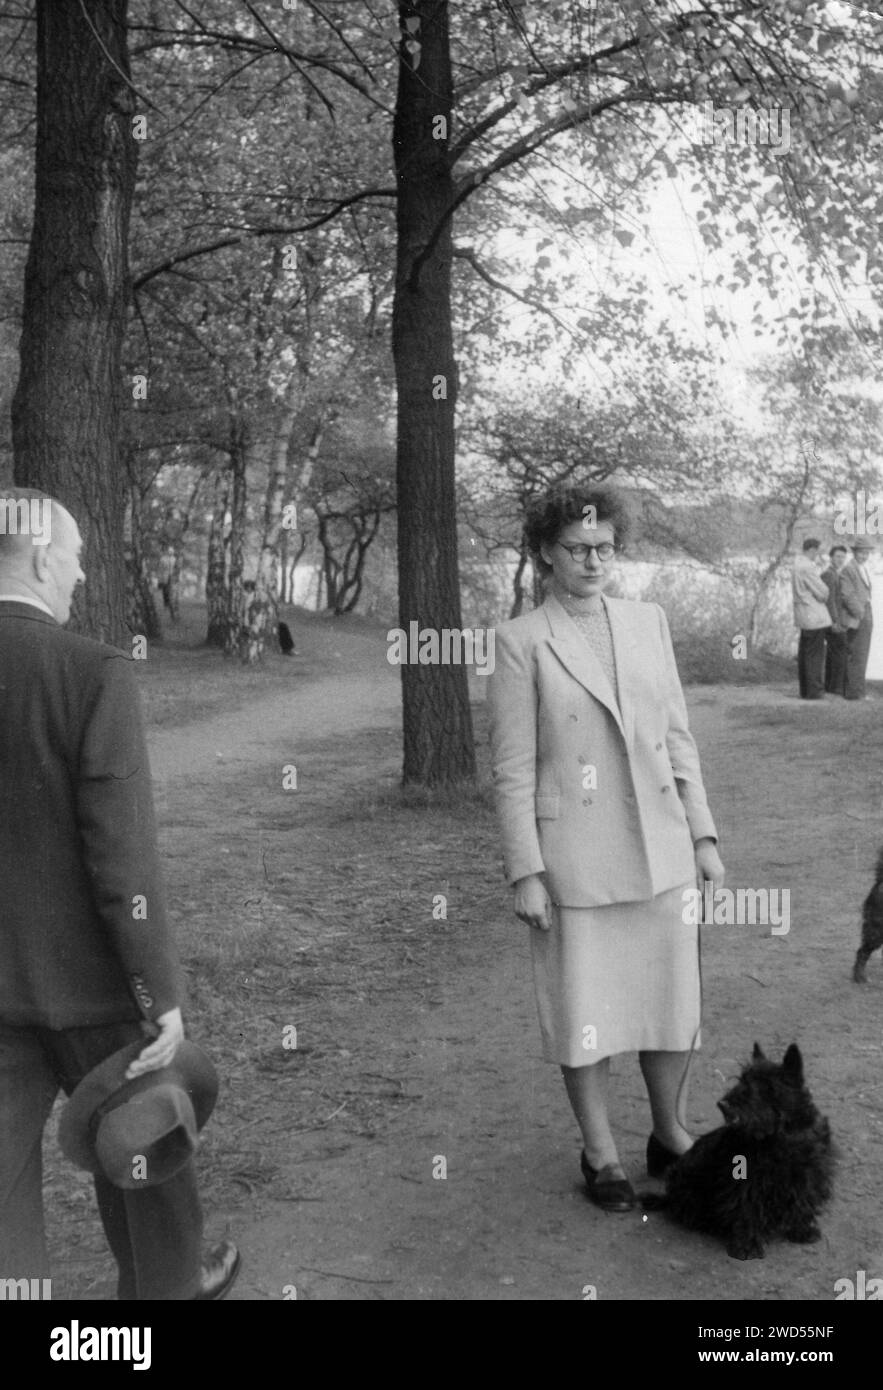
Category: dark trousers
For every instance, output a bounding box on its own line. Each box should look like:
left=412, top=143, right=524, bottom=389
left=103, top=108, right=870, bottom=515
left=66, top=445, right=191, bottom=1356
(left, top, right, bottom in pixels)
left=825, top=629, right=847, bottom=695
left=797, top=627, right=828, bottom=699
left=845, top=615, right=873, bottom=700
left=0, top=1018, right=203, bottom=1300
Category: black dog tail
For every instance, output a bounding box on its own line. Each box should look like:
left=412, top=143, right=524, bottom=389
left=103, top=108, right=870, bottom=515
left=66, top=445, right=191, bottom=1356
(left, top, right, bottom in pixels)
left=875, top=845, right=883, bottom=884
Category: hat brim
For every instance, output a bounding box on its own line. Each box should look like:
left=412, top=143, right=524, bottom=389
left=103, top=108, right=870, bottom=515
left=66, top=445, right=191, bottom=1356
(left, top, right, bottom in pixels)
left=59, top=1039, right=218, bottom=1174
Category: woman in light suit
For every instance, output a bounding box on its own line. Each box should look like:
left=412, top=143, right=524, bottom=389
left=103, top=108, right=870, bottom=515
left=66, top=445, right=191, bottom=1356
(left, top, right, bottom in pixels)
left=488, top=483, right=725, bottom=1211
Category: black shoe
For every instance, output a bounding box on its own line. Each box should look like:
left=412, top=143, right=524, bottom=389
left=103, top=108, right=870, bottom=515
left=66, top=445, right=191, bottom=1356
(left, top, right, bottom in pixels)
left=580, top=1151, right=636, bottom=1211
left=192, top=1241, right=241, bottom=1301
left=646, top=1133, right=683, bottom=1179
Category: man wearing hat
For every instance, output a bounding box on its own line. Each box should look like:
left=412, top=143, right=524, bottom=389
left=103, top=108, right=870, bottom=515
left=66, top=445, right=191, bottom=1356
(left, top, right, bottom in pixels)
left=839, top=539, right=875, bottom=700
left=0, top=488, right=239, bottom=1299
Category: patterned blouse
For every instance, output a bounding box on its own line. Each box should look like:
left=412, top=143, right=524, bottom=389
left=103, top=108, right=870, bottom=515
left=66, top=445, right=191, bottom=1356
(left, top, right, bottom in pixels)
left=560, top=596, right=621, bottom=710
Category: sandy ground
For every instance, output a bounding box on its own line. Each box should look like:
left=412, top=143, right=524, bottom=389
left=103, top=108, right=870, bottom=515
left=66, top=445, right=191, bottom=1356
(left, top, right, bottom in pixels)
left=42, top=619, right=883, bottom=1301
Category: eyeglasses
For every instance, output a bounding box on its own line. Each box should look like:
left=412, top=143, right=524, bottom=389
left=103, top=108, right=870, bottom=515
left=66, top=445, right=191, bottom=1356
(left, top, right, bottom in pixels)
left=556, top=541, right=616, bottom=563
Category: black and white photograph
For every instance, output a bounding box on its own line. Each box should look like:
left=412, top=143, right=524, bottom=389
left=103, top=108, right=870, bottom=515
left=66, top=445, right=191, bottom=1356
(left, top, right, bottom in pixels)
left=1, top=0, right=882, bottom=1349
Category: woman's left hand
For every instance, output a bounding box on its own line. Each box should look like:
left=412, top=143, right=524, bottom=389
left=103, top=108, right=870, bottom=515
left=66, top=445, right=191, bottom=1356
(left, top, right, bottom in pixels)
left=694, top=838, right=725, bottom=893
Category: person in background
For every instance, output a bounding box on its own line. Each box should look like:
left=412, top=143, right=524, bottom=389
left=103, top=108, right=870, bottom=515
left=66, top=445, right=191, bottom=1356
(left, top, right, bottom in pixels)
left=821, top=544, right=849, bottom=697
left=840, top=538, right=875, bottom=701
left=791, top=538, right=831, bottom=701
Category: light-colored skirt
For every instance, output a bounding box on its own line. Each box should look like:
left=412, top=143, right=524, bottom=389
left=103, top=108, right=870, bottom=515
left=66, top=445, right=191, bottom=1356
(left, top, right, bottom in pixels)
left=531, top=881, right=700, bottom=1067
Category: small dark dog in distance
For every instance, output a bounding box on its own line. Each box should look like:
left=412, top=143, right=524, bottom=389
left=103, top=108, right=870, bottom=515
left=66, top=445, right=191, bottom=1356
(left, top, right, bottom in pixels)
left=278, top=620, right=296, bottom=656
left=854, top=846, right=883, bottom=983
left=644, top=1043, right=833, bottom=1261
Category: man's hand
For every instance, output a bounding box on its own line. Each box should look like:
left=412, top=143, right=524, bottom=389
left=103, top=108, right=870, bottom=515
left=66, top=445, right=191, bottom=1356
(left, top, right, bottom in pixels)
left=514, top=873, right=553, bottom=931
left=694, top=838, right=725, bottom=894
left=125, top=1007, right=185, bottom=1079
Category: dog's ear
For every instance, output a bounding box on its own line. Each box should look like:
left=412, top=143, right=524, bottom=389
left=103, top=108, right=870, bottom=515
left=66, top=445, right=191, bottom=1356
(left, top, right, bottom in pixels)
left=783, top=1043, right=803, bottom=1082
left=752, top=1042, right=765, bottom=1061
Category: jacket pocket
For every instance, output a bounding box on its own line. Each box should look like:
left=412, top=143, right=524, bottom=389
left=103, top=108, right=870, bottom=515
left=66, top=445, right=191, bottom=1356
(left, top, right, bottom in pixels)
left=535, top=794, right=560, bottom=820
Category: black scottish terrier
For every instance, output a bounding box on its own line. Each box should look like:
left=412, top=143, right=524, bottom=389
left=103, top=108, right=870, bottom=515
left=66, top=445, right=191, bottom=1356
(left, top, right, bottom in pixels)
left=651, top=1044, right=833, bottom=1261
left=854, top=847, right=883, bottom=983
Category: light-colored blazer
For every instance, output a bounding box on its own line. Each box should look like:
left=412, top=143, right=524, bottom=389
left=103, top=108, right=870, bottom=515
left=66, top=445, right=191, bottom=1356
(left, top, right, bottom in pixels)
left=487, top=593, right=717, bottom=908
left=838, top=560, right=872, bottom=630
left=791, top=554, right=832, bottom=631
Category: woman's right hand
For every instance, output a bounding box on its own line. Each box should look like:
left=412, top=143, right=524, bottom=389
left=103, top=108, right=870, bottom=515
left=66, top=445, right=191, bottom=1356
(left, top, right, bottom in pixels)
left=513, top=874, right=553, bottom=931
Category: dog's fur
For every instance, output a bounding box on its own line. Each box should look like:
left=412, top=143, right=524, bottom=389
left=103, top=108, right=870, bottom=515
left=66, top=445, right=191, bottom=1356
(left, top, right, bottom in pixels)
left=854, top=847, right=883, bottom=983
left=652, top=1044, right=833, bottom=1260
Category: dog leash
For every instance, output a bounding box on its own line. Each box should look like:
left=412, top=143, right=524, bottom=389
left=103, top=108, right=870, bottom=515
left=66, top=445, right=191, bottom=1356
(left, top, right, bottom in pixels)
left=674, top=885, right=705, bottom=1125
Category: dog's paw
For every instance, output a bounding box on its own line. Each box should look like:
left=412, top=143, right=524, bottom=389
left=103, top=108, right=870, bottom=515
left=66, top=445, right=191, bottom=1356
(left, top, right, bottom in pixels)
left=786, top=1223, right=821, bottom=1245
left=726, top=1239, right=765, bottom=1261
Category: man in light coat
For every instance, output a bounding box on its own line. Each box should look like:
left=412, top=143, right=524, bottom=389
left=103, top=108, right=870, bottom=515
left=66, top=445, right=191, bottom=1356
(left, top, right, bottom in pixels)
left=791, top=538, right=831, bottom=701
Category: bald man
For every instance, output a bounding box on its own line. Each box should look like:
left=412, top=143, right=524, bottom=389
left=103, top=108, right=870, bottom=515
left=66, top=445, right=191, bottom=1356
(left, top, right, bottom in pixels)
left=0, top=488, right=239, bottom=1300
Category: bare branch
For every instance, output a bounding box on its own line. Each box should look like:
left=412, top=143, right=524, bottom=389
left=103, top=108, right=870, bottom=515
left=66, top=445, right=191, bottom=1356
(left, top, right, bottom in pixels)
left=452, top=245, right=574, bottom=338
left=410, top=87, right=663, bottom=288
left=131, top=188, right=397, bottom=290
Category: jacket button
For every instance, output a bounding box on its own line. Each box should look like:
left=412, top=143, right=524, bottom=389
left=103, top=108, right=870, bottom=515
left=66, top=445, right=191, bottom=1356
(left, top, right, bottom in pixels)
left=655, top=742, right=663, bottom=751
left=661, top=785, right=670, bottom=793
left=582, top=797, right=592, bottom=806
left=569, top=714, right=578, bottom=722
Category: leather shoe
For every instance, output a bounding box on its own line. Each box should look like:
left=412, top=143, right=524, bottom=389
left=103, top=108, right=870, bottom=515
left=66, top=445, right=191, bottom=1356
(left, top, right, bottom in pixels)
left=192, top=1240, right=241, bottom=1300
left=580, top=1151, right=636, bottom=1212
left=646, top=1133, right=682, bottom=1179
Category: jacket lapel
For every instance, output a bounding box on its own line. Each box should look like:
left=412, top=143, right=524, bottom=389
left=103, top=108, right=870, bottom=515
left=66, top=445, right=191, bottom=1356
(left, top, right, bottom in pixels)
left=543, top=593, right=629, bottom=745
left=604, top=597, right=637, bottom=750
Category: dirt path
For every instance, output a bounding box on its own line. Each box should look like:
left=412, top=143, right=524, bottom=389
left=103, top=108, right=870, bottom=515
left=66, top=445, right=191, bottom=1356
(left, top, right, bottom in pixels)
left=149, top=631, right=401, bottom=789
left=131, top=632, right=883, bottom=1303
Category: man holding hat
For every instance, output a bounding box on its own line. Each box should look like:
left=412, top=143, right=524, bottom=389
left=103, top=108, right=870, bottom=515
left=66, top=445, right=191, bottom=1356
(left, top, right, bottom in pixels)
left=839, top=538, right=875, bottom=700
left=0, top=488, right=239, bottom=1299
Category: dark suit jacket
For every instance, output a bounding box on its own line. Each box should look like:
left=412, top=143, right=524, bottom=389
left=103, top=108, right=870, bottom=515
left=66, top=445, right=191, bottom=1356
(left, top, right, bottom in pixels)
left=821, top=568, right=846, bottom=628
left=839, top=560, right=873, bottom=631
left=0, top=600, right=183, bottom=1028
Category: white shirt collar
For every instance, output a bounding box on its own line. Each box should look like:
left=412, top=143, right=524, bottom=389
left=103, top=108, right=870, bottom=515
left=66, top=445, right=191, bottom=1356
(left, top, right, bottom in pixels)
left=0, top=593, right=55, bottom=617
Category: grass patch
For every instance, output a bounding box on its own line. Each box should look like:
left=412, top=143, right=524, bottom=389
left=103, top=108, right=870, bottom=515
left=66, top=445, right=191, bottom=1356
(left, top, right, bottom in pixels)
left=672, top=633, right=795, bottom=686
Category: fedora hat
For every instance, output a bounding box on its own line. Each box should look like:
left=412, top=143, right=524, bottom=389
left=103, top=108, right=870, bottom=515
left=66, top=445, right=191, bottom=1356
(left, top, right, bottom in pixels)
left=59, top=1039, right=218, bottom=1190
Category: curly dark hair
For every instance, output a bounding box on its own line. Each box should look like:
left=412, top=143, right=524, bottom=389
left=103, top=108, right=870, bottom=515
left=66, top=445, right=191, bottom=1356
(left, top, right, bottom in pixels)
left=524, top=482, right=632, bottom=577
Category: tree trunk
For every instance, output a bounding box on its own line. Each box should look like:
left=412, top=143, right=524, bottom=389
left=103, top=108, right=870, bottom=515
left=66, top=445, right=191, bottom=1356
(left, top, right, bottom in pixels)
left=223, top=423, right=248, bottom=656
left=128, top=484, right=161, bottom=640
left=11, top=0, right=136, bottom=644
left=317, top=513, right=340, bottom=612
left=509, top=543, right=530, bottom=620
left=239, top=376, right=302, bottom=663
left=392, top=0, right=475, bottom=785
left=205, top=471, right=229, bottom=647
